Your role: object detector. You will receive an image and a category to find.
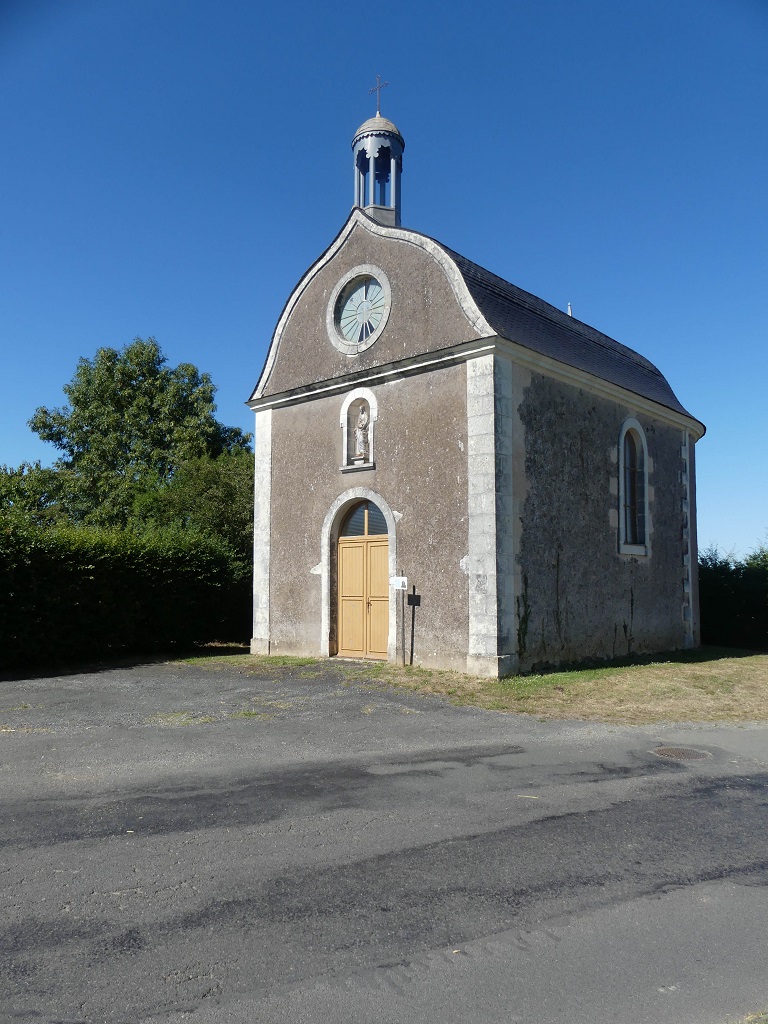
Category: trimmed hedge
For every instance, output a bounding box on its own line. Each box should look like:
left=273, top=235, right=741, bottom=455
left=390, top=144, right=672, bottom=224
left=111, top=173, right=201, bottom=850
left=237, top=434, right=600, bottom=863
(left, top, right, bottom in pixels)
left=0, top=524, right=251, bottom=669
left=698, top=553, right=768, bottom=651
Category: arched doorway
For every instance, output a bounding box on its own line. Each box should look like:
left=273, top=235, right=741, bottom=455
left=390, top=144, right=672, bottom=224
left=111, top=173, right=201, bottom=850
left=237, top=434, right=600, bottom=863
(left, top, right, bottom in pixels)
left=337, top=500, right=389, bottom=659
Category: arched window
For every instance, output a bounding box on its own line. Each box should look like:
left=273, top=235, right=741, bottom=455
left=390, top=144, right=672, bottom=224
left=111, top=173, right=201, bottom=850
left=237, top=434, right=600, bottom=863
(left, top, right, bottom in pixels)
left=340, top=500, right=388, bottom=537
left=619, top=419, right=649, bottom=554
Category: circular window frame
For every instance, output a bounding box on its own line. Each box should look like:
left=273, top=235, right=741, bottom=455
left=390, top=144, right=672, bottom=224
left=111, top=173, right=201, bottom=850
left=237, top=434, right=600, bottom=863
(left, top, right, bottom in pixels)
left=326, top=264, right=392, bottom=356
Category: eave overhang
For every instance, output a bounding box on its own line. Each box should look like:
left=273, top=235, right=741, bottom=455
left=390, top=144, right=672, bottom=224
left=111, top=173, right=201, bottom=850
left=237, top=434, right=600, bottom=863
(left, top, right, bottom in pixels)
left=247, top=334, right=706, bottom=441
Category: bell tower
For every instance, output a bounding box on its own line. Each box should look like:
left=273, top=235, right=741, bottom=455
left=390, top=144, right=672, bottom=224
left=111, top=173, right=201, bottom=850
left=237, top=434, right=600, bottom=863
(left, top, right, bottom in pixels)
left=352, top=87, right=404, bottom=227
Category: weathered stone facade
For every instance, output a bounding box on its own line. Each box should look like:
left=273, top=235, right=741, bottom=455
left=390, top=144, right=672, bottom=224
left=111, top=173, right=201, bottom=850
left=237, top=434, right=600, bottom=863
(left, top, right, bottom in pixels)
left=263, top=365, right=470, bottom=670
left=260, top=220, right=481, bottom=399
left=515, top=374, right=696, bottom=668
left=248, top=122, right=704, bottom=676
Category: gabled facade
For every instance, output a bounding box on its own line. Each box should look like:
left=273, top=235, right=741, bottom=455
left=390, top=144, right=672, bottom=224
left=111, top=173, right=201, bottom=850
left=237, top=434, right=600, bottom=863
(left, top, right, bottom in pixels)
left=248, top=113, right=704, bottom=677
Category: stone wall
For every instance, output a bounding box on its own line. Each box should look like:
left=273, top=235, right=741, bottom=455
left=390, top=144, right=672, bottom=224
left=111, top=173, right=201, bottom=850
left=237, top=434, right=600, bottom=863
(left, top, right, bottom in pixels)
left=515, top=371, right=691, bottom=670
left=261, top=219, right=481, bottom=397
left=266, top=362, right=470, bottom=668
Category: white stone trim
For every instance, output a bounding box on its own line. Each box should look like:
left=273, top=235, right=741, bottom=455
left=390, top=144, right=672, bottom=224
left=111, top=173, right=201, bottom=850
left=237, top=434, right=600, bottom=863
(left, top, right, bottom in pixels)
left=339, top=387, right=378, bottom=468
left=351, top=215, right=492, bottom=336
left=250, top=409, right=272, bottom=654
left=250, top=209, right=492, bottom=400
left=251, top=340, right=495, bottom=411
left=250, top=333, right=705, bottom=441
left=319, top=487, right=399, bottom=662
left=494, top=355, right=517, bottom=671
left=466, top=355, right=500, bottom=675
left=618, top=417, right=651, bottom=557
left=325, top=264, right=391, bottom=355
left=465, top=354, right=518, bottom=677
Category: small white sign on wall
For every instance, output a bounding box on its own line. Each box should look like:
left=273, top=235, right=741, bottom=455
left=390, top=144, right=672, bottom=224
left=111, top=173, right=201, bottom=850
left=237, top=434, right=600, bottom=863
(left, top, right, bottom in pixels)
left=389, top=576, right=408, bottom=591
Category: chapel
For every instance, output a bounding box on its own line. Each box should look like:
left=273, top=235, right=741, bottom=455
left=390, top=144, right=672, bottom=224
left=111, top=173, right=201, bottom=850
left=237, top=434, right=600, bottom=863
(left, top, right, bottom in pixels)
left=248, top=107, right=704, bottom=677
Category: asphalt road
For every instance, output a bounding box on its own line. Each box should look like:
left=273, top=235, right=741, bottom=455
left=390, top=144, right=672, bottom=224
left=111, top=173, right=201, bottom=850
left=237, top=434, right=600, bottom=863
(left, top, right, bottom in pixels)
left=1, top=658, right=767, bottom=1024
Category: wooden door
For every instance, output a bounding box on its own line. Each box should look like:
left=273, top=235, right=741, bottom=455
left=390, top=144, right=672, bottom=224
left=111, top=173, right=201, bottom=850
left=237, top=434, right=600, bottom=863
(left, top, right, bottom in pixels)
left=337, top=502, right=389, bottom=660
left=338, top=540, right=366, bottom=657
left=366, top=541, right=389, bottom=658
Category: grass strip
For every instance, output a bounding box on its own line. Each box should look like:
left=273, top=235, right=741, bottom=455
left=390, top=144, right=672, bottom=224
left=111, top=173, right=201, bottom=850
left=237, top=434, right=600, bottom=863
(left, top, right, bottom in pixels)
left=178, top=647, right=768, bottom=724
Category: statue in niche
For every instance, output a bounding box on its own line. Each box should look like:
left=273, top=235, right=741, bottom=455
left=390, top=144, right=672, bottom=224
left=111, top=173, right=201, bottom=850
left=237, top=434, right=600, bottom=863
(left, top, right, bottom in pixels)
left=353, top=402, right=370, bottom=461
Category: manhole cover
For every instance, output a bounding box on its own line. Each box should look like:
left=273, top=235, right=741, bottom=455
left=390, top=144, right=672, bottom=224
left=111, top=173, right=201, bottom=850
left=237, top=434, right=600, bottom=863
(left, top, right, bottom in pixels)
left=654, top=746, right=711, bottom=761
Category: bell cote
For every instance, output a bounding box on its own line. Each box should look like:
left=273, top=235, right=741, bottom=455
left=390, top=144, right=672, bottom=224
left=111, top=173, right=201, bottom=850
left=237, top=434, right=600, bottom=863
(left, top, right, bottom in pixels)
left=352, top=114, right=404, bottom=228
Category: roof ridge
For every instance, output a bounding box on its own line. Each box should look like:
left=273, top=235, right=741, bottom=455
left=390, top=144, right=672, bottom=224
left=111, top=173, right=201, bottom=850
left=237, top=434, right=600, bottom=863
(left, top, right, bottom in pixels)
left=438, top=243, right=662, bottom=377
left=395, top=228, right=697, bottom=423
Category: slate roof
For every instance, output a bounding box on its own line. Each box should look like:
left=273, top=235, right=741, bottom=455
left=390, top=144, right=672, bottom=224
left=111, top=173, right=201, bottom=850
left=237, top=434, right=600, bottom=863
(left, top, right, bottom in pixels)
left=439, top=241, right=698, bottom=423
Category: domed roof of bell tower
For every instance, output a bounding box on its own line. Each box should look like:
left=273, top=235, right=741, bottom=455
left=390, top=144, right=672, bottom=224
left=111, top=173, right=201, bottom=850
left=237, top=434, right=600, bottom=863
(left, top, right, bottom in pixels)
left=352, top=115, right=405, bottom=148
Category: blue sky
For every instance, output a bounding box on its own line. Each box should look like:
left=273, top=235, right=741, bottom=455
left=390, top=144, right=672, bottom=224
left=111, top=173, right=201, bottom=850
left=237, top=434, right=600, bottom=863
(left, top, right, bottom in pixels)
left=2, top=0, right=766, bottom=555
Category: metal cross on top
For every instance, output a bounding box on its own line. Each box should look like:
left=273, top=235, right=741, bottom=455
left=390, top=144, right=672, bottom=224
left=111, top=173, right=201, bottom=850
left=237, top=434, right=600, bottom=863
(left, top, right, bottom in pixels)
left=369, top=75, right=389, bottom=116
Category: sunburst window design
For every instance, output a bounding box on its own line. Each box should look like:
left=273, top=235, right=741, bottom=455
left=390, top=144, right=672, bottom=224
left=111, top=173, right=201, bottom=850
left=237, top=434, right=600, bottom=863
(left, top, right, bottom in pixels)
left=327, top=265, right=391, bottom=355
left=336, top=276, right=386, bottom=344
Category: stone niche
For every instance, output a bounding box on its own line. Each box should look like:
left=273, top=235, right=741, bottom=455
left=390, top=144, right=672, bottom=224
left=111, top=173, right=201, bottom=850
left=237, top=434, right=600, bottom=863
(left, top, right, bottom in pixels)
left=340, top=389, right=377, bottom=471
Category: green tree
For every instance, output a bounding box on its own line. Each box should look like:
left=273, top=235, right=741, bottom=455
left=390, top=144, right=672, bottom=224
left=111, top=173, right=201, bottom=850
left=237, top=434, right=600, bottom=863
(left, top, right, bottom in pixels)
left=28, top=337, right=251, bottom=527
left=744, top=538, right=768, bottom=571
left=0, top=462, right=68, bottom=527
left=699, top=542, right=768, bottom=651
left=132, top=450, right=254, bottom=561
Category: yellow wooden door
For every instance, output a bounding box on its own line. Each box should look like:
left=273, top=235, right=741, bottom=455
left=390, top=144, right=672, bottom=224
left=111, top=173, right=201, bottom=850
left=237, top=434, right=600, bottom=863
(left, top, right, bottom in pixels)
left=338, top=541, right=366, bottom=658
left=337, top=501, right=389, bottom=660
left=366, top=540, right=389, bottom=658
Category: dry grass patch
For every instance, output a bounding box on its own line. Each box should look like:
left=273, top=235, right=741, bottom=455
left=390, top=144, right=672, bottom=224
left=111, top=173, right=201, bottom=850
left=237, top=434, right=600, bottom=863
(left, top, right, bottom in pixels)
left=145, top=711, right=218, bottom=727
left=172, top=648, right=768, bottom=724
left=362, top=650, right=768, bottom=723
left=179, top=652, right=317, bottom=671
left=228, top=710, right=274, bottom=721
